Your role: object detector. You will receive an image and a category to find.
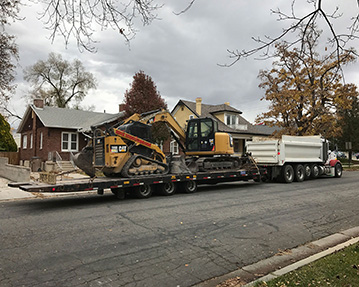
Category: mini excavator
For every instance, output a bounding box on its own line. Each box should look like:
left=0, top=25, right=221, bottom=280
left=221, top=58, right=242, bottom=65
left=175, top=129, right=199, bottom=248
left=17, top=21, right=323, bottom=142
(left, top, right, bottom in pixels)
left=74, top=109, right=243, bottom=178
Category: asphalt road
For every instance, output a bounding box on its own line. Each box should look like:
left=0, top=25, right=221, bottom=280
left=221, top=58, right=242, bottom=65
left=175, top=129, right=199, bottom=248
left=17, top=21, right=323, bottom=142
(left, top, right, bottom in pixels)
left=1, top=171, right=358, bottom=287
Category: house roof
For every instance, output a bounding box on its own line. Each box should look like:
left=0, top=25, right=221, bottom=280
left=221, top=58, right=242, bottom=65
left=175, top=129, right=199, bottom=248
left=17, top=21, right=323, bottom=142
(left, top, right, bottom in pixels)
left=172, top=99, right=276, bottom=136
left=177, top=100, right=242, bottom=116
left=17, top=104, right=124, bottom=133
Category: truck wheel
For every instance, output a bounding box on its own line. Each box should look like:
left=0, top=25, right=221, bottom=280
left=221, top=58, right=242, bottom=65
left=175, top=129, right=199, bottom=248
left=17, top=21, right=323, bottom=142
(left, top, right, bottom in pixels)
left=311, top=164, right=320, bottom=179
left=111, top=188, right=125, bottom=200
left=304, top=164, right=311, bottom=180
left=294, top=164, right=305, bottom=182
left=282, top=164, right=294, bottom=183
left=157, top=182, right=176, bottom=196
left=133, top=184, right=153, bottom=199
left=334, top=163, right=343, bottom=178
left=181, top=180, right=197, bottom=193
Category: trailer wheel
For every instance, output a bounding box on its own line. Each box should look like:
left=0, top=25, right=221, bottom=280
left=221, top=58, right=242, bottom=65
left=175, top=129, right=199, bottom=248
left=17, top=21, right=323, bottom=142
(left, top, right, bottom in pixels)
left=282, top=164, right=294, bottom=183
left=334, top=163, right=343, bottom=178
left=294, top=164, right=305, bottom=182
left=111, top=188, right=125, bottom=200
left=157, top=182, right=176, bottom=196
left=311, top=164, right=320, bottom=179
left=181, top=180, right=197, bottom=193
left=304, top=164, right=311, bottom=180
left=133, top=184, right=153, bottom=199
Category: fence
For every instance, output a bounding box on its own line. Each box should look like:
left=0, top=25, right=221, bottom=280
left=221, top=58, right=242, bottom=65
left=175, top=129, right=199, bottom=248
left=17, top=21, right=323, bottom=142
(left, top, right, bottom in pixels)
left=0, top=152, right=19, bottom=165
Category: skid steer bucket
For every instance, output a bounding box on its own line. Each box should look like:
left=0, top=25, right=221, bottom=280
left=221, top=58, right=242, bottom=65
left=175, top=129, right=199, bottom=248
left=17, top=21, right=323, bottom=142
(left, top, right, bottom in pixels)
left=73, top=146, right=96, bottom=177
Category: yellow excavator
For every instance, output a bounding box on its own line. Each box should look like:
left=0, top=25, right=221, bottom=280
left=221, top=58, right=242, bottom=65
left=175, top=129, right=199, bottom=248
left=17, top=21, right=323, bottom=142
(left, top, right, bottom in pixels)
left=74, top=109, right=241, bottom=178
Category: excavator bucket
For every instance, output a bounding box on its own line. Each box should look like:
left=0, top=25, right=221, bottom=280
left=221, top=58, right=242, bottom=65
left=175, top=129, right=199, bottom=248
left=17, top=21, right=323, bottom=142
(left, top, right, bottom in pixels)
left=73, top=146, right=96, bottom=178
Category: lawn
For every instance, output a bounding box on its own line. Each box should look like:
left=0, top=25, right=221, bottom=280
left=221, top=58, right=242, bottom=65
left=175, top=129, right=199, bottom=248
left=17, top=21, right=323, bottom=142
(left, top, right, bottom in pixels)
left=255, top=242, right=359, bottom=287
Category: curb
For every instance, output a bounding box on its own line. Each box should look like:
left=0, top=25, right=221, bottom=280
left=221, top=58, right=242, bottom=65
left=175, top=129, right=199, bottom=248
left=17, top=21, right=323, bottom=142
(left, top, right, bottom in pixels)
left=194, top=227, right=359, bottom=287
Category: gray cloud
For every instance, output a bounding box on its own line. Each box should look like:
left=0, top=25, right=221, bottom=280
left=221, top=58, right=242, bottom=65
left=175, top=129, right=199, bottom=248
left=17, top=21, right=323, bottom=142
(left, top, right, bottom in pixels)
left=6, top=0, right=359, bottom=128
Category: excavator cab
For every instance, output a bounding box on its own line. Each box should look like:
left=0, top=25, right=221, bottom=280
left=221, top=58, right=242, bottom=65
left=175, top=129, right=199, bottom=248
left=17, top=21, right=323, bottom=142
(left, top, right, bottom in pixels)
left=186, top=118, right=216, bottom=152
left=185, top=118, right=234, bottom=156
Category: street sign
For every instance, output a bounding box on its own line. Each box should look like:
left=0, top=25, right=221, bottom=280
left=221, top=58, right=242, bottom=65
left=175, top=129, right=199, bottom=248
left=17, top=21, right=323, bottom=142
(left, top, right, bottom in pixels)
left=345, top=142, right=352, bottom=150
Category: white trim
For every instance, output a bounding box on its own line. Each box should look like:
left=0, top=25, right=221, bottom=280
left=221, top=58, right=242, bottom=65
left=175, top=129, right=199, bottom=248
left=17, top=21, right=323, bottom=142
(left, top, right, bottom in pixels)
left=61, top=132, right=79, bottom=152
left=22, top=134, right=27, bottom=149
left=30, top=133, right=33, bottom=149
left=39, top=132, right=43, bottom=150
left=170, top=140, right=179, bottom=155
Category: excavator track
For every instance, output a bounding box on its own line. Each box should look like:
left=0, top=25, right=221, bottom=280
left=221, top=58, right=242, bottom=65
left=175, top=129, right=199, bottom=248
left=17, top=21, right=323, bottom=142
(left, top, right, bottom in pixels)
left=194, top=156, right=242, bottom=172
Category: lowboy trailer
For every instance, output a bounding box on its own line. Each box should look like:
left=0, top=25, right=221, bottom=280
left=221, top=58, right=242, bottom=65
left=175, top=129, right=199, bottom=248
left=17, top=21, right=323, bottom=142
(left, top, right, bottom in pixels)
left=8, top=167, right=265, bottom=199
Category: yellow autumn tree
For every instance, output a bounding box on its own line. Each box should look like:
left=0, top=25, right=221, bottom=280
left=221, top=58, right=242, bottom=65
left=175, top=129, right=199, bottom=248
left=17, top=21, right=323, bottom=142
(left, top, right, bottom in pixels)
left=257, top=26, right=358, bottom=139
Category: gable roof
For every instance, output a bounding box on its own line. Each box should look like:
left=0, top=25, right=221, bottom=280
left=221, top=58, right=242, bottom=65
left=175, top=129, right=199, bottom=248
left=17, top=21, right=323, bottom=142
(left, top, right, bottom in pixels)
left=172, top=99, right=276, bottom=136
left=176, top=100, right=242, bottom=116
left=17, top=104, right=124, bottom=133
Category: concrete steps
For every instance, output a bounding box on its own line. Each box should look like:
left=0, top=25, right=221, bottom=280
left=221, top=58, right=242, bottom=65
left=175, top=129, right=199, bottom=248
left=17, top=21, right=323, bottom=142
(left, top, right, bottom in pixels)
left=57, top=161, right=77, bottom=172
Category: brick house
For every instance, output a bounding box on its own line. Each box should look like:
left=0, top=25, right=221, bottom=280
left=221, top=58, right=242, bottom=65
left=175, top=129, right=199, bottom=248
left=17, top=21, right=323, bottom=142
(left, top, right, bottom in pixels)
left=17, top=99, right=123, bottom=170
left=164, top=98, right=277, bottom=155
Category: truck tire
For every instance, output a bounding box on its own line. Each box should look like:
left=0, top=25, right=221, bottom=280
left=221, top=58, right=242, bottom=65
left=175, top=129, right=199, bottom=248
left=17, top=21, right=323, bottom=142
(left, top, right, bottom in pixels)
left=311, top=164, right=320, bottom=179
left=181, top=180, right=197, bottom=193
left=133, top=184, right=153, bottom=199
left=282, top=164, right=294, bottom=183
left=294, top=164, right=305, bottom=182
left=157, top=182, right=176, bottom=196
left=334, top=163, right=343, bottom=178
left=304, top=164, right=311, bottom=180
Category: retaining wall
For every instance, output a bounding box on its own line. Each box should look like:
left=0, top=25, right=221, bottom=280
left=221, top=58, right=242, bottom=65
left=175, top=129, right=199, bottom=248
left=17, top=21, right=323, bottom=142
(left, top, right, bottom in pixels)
left=0, top=157, right=30, bottom=182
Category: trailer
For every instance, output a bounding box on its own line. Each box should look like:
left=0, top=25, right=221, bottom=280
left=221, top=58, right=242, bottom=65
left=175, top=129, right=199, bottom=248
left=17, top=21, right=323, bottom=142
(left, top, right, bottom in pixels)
left=246, top=135, right=343, bottom=183
left=8, top=166, right=265, bottom=199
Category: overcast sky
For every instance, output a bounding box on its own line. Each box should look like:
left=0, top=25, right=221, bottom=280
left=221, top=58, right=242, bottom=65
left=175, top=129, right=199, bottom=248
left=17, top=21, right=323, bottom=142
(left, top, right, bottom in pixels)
left=6, top=0, right=359, bottom=128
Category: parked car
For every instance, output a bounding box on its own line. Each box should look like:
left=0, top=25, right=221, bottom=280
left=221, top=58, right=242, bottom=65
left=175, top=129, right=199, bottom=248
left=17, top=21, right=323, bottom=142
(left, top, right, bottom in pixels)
left=334, top=151, right=347, bottom=159
left=353, top=152, right=359, bottom=159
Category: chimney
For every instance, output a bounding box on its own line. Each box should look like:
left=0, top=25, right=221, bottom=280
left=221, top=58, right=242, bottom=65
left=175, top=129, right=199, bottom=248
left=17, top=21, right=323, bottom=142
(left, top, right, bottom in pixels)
left=119, top=104, right=126, bottom=112
left=224, top=102, right=230, bottom=106
left=196, top=97, right=202, bottom=116
left=33, top=98, right=44, bottom=108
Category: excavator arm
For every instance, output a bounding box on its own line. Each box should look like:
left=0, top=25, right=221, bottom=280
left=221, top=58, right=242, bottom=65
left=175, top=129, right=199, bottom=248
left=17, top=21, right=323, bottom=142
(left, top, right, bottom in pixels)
left=138, top=110, right=187, bottom=143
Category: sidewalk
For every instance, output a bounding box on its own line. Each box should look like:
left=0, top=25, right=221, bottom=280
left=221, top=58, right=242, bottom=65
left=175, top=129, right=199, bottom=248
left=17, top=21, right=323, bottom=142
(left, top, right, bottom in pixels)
left=0, top=177, right=36, bottom=201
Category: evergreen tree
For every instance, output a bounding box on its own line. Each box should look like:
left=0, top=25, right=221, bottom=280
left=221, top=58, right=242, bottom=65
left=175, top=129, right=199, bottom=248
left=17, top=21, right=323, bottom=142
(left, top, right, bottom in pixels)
left=0, top=114, right=17, bottom=152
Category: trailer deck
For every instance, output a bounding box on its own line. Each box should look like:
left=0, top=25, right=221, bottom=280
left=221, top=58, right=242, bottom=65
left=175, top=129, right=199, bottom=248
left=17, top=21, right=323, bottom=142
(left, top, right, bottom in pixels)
left=8, top=168, right=264, bottom=194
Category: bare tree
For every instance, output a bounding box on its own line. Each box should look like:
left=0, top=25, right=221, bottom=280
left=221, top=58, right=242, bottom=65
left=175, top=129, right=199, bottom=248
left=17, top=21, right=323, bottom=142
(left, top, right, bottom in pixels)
left=0, top=1, right=19, bottom=116
left=24, top=53, right=97, bottom=108
left=225, top=0, right=359, bottom=66
left=34, top=0, right=162, bottom=52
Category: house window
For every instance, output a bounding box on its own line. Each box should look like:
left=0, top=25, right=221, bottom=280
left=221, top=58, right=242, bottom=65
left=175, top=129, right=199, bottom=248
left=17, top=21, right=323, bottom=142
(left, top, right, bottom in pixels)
left=62, top=132, right=78, bottom=152
left=30, top=133, right=33, bottom=149
left=170, top=140, right=179, bottom=155
left=22, top=135, right=27, bottom=149
left=225, top=114, right=237, bottom=126
left=39, top=132, right=43, bottom=150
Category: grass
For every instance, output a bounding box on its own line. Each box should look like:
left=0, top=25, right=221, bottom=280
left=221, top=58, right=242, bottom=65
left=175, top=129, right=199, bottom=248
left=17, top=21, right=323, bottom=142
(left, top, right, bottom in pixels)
left=255, top=242, right=359, bottom=287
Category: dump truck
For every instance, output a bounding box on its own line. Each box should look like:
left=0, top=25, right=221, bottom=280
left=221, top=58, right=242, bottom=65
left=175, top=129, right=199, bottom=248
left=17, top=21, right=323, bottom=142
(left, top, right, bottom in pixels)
left=246, top=135, right=343, bottom=183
